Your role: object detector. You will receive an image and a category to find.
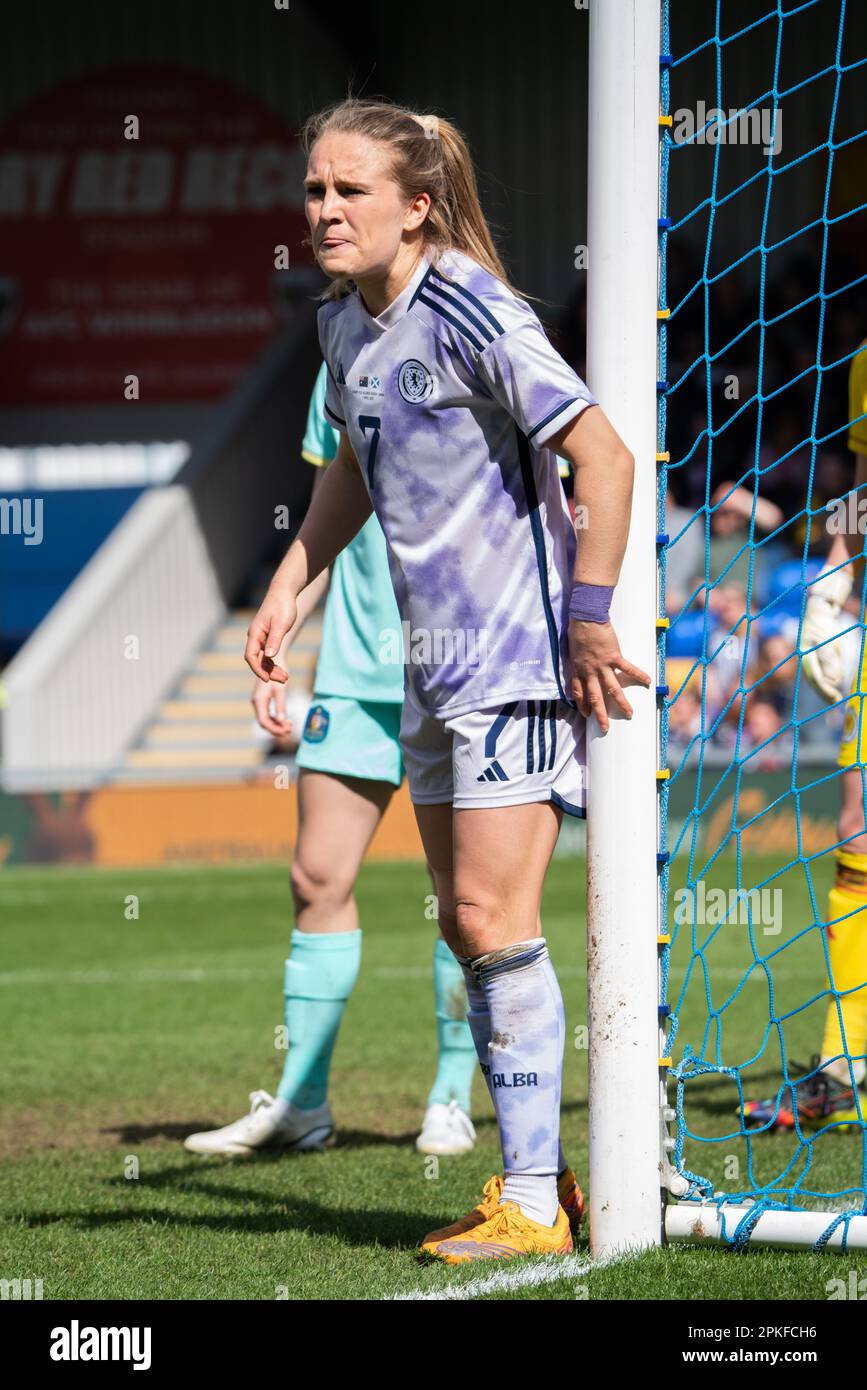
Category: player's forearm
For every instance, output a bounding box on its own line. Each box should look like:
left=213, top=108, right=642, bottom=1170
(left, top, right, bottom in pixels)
left=280, top=566, right=330, bottom=653
left=269, top=447, right=372, bottom=599
left=571, top=443, right=634, bottom=586
left=550, top=405, right=634, bottom=587
left=277, top=467, right=332, bottom=641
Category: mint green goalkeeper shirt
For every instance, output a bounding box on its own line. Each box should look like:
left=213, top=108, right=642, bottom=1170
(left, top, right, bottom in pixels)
left=301, top=361, right=404, bottom=703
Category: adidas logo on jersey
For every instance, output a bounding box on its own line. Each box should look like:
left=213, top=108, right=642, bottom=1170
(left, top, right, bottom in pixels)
left=477, top=760, right=509, bottom=783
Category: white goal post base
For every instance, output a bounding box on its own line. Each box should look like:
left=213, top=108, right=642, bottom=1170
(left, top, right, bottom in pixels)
left=666, top=1204, right=867, bottom=1251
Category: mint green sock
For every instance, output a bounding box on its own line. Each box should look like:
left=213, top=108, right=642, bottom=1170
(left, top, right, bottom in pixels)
left=276, top=928, right=362, bottom=1110
left=427, top=937, right=476, bottom=1113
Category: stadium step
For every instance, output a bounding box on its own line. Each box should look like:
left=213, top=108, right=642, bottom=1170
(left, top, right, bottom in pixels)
left=146, top=723, right=253, bottom=746
left=195, top=648, right=317, bottom=674
left=212, top=621, right=322, bottom=653
left=159, top=700, right=253, bottom=721
left=180, top=675, right=256, bottom=698
left=122, top=746, right=264, bottom=770
left=110, top=600, right=322, bottom=784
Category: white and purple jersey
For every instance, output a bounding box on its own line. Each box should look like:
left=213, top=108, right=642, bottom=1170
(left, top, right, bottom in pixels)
left=318, top=248, right=596, bottom=717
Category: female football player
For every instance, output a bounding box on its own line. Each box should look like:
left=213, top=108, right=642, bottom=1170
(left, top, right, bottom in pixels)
left=245, top=98, right=651, bottom=1263
left=186, top=361, right=479, bottom=1160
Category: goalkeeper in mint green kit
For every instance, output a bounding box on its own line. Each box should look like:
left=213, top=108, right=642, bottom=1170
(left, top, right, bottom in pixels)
left=185, top=362, right=477, bottom=1158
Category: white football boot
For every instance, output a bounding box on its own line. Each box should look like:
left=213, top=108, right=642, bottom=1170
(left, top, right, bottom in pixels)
left=415, top=1100, right=477, bottom=1155
left=184, top=1090, right=334, bottom=1156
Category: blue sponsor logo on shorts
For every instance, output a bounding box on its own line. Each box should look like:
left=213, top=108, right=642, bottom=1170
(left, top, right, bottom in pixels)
left=303, top=704, right=330, bottom=744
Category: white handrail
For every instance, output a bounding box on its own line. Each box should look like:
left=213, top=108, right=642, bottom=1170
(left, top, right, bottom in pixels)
left=1, top=309, right=320, bottom=791
left=2, top=485, right=223, bottom=791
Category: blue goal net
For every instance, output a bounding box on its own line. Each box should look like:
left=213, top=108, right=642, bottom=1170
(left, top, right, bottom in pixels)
left=657, top=0, right=867, bottom=1249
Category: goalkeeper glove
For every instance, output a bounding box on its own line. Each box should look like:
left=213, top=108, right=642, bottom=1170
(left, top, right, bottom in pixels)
left=801, top=564, right=854, bottom=703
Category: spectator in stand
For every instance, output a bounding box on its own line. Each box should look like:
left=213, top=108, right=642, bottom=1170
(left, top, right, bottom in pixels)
left=749, top=633, right=797, bottom=723
left=705, top=582, right=751, bottom=726
left=665, top=486, right=705, bottom=611
left=708, top=481, right=785, bottom=592
left=666, top=670, right=703, bottom=754
left=741, top=696, right=793, bottom=769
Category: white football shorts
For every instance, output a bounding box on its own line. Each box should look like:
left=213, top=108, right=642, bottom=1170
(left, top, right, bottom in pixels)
left=400, top=693, right=587, bottom=816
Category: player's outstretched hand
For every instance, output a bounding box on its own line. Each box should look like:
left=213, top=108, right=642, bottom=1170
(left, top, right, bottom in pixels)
left=568, top=619, right=651, bottom=734
left=245, top=589, right=297, bottom=684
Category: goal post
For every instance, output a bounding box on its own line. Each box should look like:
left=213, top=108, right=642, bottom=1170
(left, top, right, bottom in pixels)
left=585, top=0, right=665, bottom=1258
left=586, top=0, right=867, bottom=1257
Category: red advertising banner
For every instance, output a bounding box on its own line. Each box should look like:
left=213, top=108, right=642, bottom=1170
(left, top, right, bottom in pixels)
left=0, top=67, right=311, bottom=406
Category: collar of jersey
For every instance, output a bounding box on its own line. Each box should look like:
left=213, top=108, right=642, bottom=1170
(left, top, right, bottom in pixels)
left=355, top=252, right=431, bottom=333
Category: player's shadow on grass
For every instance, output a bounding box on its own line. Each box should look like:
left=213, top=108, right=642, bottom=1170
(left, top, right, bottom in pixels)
left=104, top=1100, right=585, bottom=1149
left=103, top=1120, right=461, bottom=1150
left=101, top=1121, right=211, bottom=1144
left=23, top=1168, right=465, bottom=1251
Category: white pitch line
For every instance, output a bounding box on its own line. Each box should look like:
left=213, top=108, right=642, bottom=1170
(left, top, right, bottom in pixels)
left=392, top=1252, right=596, bottom=1300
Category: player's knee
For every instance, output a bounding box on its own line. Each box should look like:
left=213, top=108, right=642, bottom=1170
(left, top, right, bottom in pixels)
left=435, top=898, right=461, bottom=954
left=426, top=864, right=460, bottom=942
left=454, top=895, right=508, bottom=955
left=290, top=857, right=352, bottom=914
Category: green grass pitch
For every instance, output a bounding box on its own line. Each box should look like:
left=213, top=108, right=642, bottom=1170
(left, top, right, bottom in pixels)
left=1, top=853, right=864, bottom=1300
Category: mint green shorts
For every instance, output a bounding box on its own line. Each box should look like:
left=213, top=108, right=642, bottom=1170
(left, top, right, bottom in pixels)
left=295, top=695, right=404, bottom=786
